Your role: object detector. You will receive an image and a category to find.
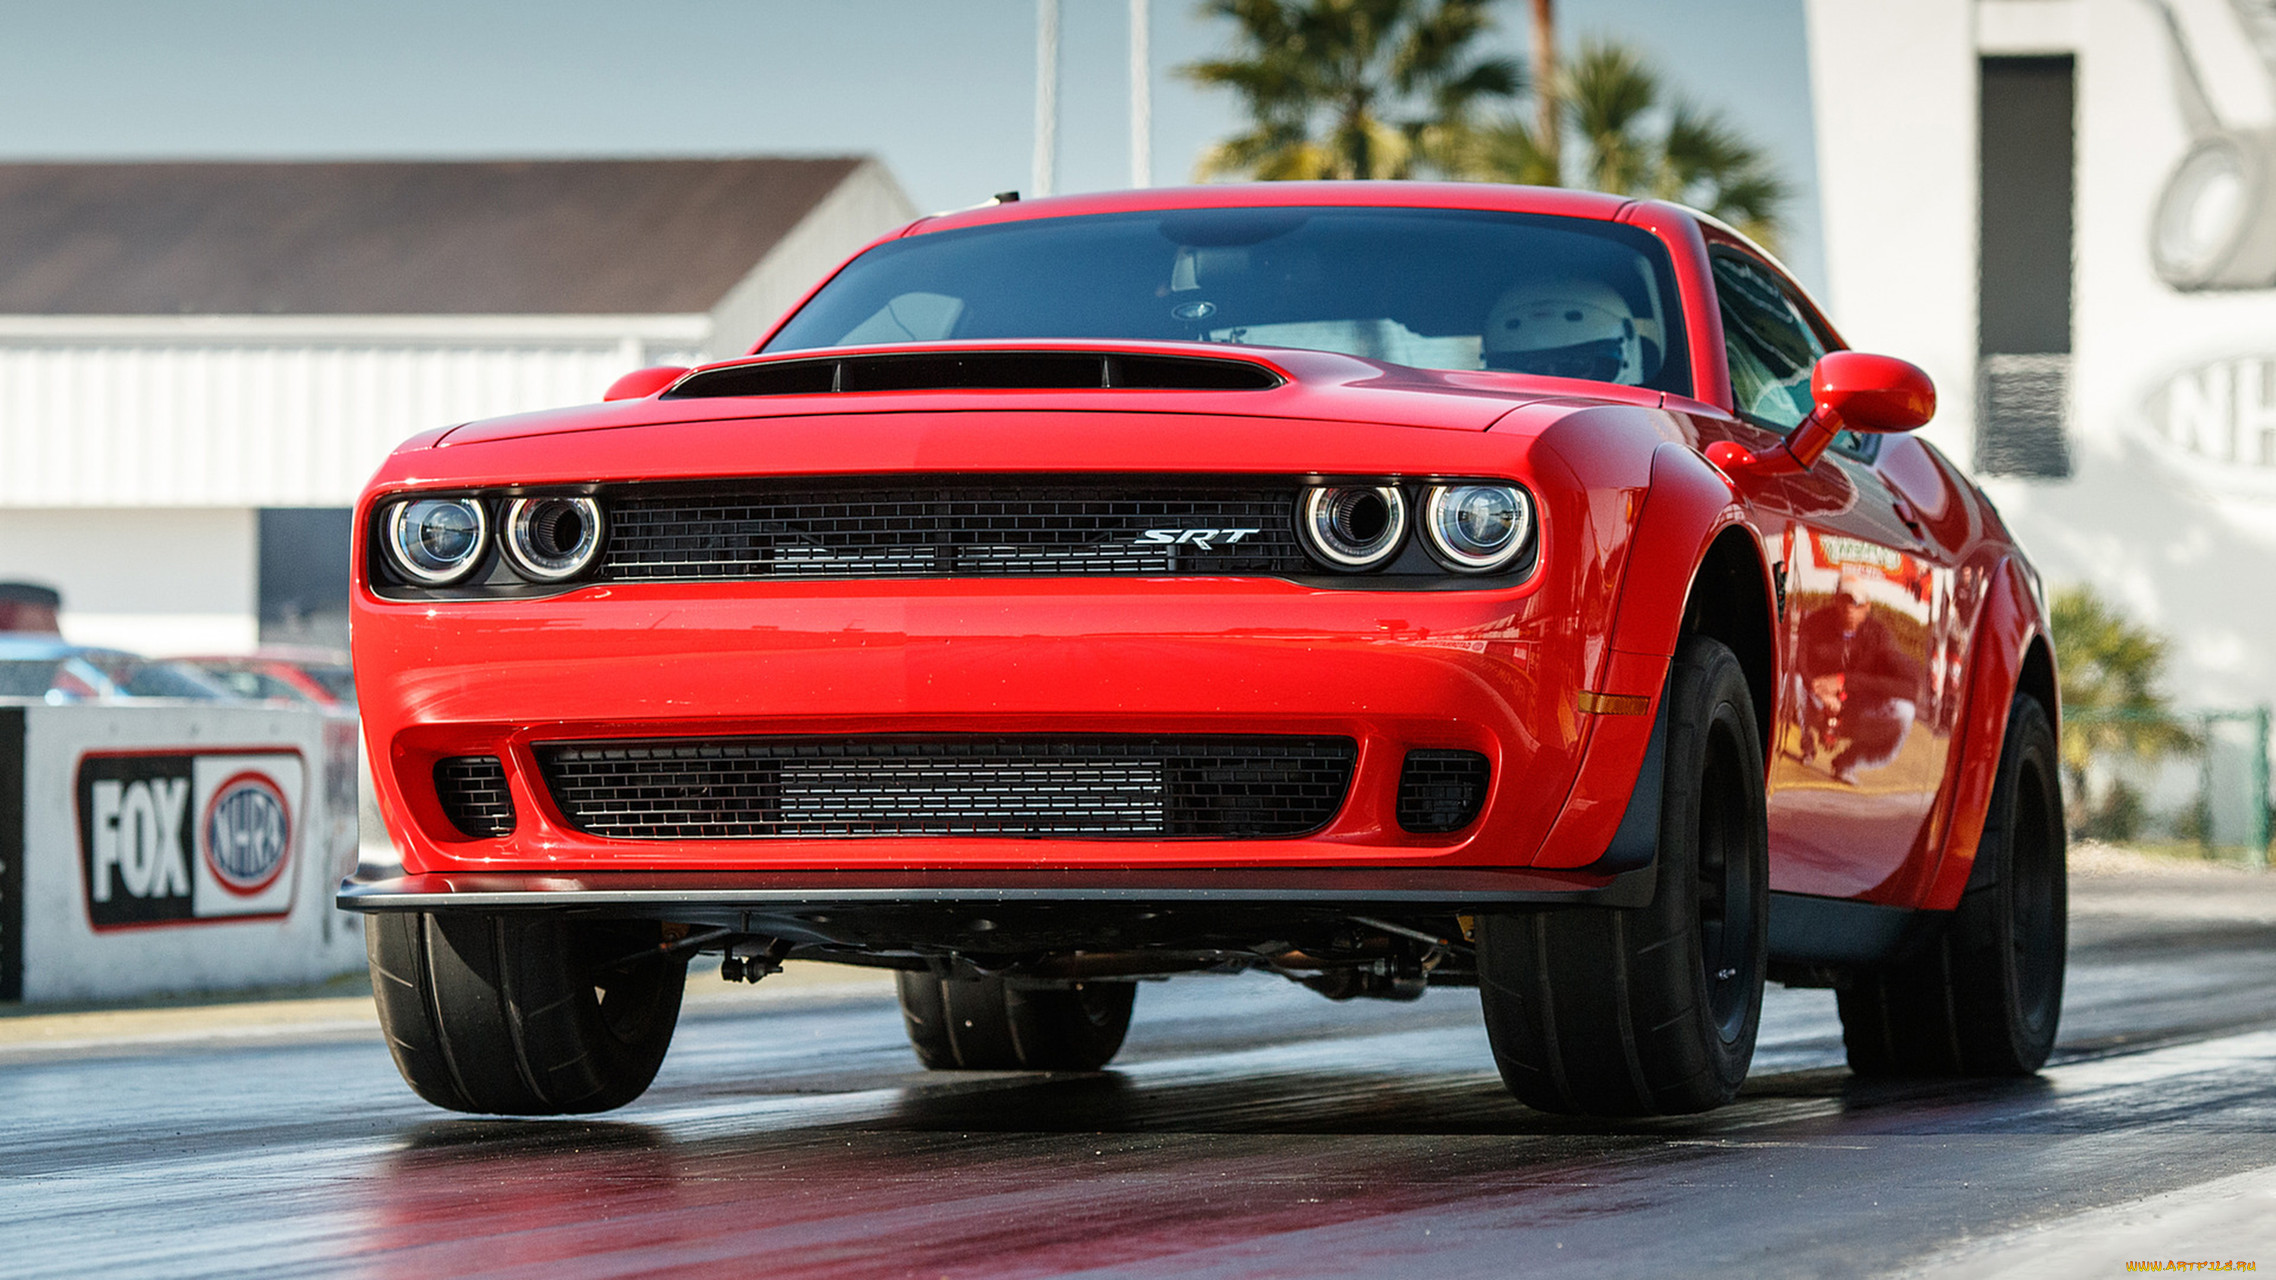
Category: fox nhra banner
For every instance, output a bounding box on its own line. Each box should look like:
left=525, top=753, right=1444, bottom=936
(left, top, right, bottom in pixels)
left=78, top=751, right=302, bottom=929
left=0, top=700, right=363, bottom=1003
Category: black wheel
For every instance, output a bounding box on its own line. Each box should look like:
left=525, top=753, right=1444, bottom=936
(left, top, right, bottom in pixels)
left=895, top=972, right=1136, bottom=1071
left=1476, top=633, right=1769, bottom=1115
left=1838, top=693, right=2066, bottom=1076
left=367, top=912, right=687, bottom=1115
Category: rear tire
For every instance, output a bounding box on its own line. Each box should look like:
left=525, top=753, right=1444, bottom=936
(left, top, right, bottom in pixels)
left=1838, top=693, right=2066, bottom=1076
left=1476, top=634, right=1770, bottom=1115
left=367, top=912, right=687, bottom=1115
left=896, top=972, right=1136, bottom=1071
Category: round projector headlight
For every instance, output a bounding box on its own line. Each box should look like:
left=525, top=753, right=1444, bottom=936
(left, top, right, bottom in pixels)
left=1422, top=484, right=1532, bottom=573
left=1301, top=485, right=1408, bottom=571
left=386, top=497, right=489, bottom=585
left=501, top=496, right=604, bottom=582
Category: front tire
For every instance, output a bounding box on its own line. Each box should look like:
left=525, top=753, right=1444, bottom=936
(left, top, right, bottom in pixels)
left=1838, top=692, right=2066, bottom=1076
left=896, top=973, right=1136, bottom=1071
left=1476, top=634, right=1770, bottom=1116
left=367, top=912, right=687, bottom=1115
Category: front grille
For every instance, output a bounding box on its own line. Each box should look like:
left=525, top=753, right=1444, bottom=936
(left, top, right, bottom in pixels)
left=601, top=481, right=1304, bottom=581
left=434, top=756, right=515, bottom=838
left=1396, top=749, right=1490, bottom=833
left=535, top=735, right=1357, bottom=840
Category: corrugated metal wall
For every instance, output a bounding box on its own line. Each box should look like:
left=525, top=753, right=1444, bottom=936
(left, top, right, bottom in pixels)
left=0, top=318, right=707, bottom=507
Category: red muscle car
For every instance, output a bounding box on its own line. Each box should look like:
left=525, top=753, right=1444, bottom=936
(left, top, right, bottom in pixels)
left=341, top=183, right=2066, bottom=1118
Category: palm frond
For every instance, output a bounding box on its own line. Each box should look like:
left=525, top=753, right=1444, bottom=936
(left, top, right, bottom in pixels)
left=1180, top=0, right=1521, bottom=181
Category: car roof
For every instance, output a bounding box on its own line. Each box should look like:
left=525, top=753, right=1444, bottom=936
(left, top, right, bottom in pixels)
left=907, top=181, right=1643, bottom=239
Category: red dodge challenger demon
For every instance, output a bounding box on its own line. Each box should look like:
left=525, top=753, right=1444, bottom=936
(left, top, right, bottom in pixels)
left=342, top=183, right=2065, bottom=1118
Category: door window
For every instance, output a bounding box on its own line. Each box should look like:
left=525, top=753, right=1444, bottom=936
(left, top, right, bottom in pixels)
left=1714, top=254, right=1827, bottom=432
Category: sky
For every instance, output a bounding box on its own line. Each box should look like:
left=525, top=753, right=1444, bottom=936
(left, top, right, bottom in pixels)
left=0, top=0, right=1824, bottom=290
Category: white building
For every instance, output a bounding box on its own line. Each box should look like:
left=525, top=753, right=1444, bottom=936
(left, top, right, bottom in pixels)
left=0, top=157, right=915, bottom=653
left=1807, top=0, right=2276, bottom=712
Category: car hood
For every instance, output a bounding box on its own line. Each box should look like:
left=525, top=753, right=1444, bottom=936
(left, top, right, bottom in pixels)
left=433, top=341, right=1665, bottom=448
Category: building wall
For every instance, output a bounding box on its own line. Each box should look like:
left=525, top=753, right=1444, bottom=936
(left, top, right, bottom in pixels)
left=0, top=506, right=256, bottom=653
left=706, top=159, right=919, bottom=358
left=1808, top=0, right=2276, bottom=711
left=0, top=314, right=708, bottom=510
left=1805, top=0, right=1981, bottom=464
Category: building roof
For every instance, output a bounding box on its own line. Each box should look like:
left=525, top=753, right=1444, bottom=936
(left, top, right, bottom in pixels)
left=0, top=157, right=869, bottom=315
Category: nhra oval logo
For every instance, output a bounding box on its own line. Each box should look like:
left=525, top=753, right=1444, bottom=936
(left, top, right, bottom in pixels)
left=202, top=773, right=292, bottom=896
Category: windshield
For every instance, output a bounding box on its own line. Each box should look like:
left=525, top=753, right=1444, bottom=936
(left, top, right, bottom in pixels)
left=765, top=207, right=1690, bottom=394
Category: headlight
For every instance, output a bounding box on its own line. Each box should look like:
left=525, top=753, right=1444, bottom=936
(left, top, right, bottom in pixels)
left=385, top=498, right=489, bottom=584
left=1301, top=485, right=1408, bottom=570
left=1422, top=484, right=1532, bottom=573
left=501, top=496, right=604, bottom=582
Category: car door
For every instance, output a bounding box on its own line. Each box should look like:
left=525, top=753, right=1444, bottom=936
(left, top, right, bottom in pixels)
left=1711, top=252, right=1957, bottom=900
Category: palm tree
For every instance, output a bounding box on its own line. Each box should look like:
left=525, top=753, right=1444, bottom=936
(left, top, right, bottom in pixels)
left=1181, top=0, right=1521, bottom=181
left=1455, top=39, right=1792, bottom=248
left=2049, top=584, right=2197, bottom=839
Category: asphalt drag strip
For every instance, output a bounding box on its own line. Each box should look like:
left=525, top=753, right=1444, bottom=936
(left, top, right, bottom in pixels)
left=2, top=849, right=2274, bottom=1278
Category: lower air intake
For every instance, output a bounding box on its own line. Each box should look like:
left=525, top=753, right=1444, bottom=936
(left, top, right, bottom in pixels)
left=434, top=756, right=515, bottom=838
left=535, top=735, right=1357, bottom=840
left=1396, top=749, right=1490, bottom=834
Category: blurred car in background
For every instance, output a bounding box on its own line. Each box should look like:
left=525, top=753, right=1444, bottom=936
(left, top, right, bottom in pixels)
left=175, top=648, right=357, bottom=709
left=0, top=636, right=240, bottom=703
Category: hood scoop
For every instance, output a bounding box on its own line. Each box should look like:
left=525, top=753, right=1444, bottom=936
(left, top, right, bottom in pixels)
left=664, top=349, right=1285, bottom=399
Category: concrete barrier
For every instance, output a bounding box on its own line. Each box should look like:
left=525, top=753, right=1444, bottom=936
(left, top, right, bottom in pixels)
left=0, top=700, right=364, bottom=1003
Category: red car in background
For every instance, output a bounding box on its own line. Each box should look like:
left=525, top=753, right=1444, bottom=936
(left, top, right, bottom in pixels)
left=176, top=647, right=358, bottom=709
left=341, top=183, right=2065, bottom=1118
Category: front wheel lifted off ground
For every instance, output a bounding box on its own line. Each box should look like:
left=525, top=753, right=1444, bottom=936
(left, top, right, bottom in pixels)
left=367, top=912, right=688, bottom=1115
left=1476, top=633, right=1770, bottom=1116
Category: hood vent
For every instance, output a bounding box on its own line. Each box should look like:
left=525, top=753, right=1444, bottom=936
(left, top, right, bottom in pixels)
left=663, top=350, right=1284, bottom=400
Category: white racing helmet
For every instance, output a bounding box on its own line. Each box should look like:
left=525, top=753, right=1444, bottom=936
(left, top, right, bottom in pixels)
left=1482, top=277, right=1656, bottom=384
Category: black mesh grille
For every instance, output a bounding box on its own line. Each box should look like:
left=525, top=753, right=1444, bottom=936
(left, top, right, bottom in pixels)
left=601, top=481, right=1303, bottom=582
left=1396, top=749, right=1490, bottom=834
left=434, top=756, right=515, bottom=838
left=535, top=735, right=1356, bottom=840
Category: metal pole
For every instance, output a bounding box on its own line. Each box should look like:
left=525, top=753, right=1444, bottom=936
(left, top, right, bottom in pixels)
left=1130, top=0, right=1152, bottom=187
left=1034, top=0, right=1060, bottom=198
left=2255, top=704, right=2272, bottom=870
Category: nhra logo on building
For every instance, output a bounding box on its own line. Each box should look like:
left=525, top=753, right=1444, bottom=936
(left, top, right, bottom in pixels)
left=77, top=751, right=304, bottom=929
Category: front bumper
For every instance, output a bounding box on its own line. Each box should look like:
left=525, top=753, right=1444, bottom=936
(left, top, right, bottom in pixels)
left=353, top=573, right=1662, bottom=876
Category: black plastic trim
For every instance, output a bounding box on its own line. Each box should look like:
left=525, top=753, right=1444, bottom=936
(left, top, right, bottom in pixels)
left=1766, top=891, right=1923, bottom=967
left=664, top=350, right=1285, bottom=399
left=338, top=863, right=1656, bottom=914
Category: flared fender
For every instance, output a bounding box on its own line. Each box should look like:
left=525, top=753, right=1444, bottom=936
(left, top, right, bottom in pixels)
left=1914, top=556, right=2046, bottom=911
left=1911, top=555, right=2057, bottom=906
left=1531, top=441, right=1768, bottom=868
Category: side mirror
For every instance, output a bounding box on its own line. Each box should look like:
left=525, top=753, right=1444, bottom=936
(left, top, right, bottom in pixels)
left=1784, top=351, right=1935, bottom=469
left=1711, top=351, right=1938, bottom=478
left=603, top=365, right=690, bottom=401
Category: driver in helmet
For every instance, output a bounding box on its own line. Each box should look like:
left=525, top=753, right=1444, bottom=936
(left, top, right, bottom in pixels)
left=1482, top=277, right=1654, bottom=384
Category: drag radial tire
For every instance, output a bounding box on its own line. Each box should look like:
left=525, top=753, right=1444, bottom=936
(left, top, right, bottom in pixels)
left=895, top=973, right=1136, bottom=1071
left=367, top=912, right=687, bottom=1115
left=1476, top=634, right=1770, bottom=1116
left=1838, top=693, right=2066, bottom=1077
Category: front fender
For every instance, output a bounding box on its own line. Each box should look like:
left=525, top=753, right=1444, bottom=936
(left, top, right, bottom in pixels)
left=1530, top=440, right=1760, bottom=868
